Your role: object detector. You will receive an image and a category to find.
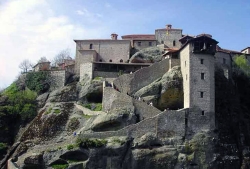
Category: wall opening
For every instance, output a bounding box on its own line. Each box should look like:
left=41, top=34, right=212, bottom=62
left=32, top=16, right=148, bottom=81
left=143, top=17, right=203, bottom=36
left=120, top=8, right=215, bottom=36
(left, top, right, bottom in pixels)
left=138, top=42, right=141, bottom=46
left=223, top=58, right=226, bottom=64
left=201, top=59, right=204, bottom=64
left=200, top=92, right=204, bottom=98
left=201, top=73, right=205, bottom=79
left=173, top=40, right=176, bottom=46
left=109, top=59, right=112, bottom=62
left=161, top=40, right=164, bottom=44
left=99, top=59, right=102, bottom=62
left=120, top=59, right=123, bottom=63
left=89, top=44, right=93, bottom=49
left=201, top=111, right=205, bottom=116
left=149, top=42, right=152, bottom=46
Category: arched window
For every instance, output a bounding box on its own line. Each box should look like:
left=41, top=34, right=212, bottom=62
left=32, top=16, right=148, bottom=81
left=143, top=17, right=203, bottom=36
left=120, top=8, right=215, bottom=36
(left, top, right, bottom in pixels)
left=173, top=40, right=176, bottom=46
left=89, top=44, right=93, bottom=49
left=120, top=59, right=123, bottom=63
left=109, top=59, right=112, bottom=62
left=99, top=59, right=102, bottom=62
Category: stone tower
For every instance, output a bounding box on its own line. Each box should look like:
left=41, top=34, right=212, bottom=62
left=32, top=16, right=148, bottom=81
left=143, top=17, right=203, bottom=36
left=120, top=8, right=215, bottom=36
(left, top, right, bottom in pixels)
left=155, top=24, right=182, bottom=48
left=180, top=34, right=218, bottom=130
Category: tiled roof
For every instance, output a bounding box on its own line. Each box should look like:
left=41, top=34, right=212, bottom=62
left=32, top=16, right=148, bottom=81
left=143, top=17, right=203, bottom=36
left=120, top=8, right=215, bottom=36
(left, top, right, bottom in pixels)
left=216, top=45, right=242, bottom=54
left=241, top=47, right=250, bottom=52
left=121, top=34, right=155, bottom=40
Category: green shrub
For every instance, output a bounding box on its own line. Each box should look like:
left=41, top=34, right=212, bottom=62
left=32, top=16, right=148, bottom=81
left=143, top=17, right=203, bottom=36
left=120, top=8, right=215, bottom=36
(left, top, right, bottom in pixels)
left=94, top=103, right=102, bottom=111
left=76, top=138, right=107, bottom=148
left=82, top=114, right=92, bottom=119
left=25, top=71, right=50, bottom=94
left=67, top=144, right=74, bottom=150
left=112, top=138, right=125, bottom=145
left=45, top=107, right=52, bottom=114
left=54, top=109, right=60, bottom=114
left=51, top=164, right=69, bottom=169
left=83, top=103, right=91, bottom=109
left=0, top=142, right=7, bottom=150
left=93, top=76, right=102, bottom=80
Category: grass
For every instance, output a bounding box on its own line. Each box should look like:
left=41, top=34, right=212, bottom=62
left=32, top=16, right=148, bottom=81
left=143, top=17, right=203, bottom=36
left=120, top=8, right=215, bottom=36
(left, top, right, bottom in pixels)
left=51, top=164, right=69, bottom=169
left=112, top=138, right=125, bottom=145
left=93, top=76, right=102, bottom=80
left=82, top=114, right=92, bottom=119
left=45, top=107, right=52, bottom=114
left=83, top=103, right=102, bottom=111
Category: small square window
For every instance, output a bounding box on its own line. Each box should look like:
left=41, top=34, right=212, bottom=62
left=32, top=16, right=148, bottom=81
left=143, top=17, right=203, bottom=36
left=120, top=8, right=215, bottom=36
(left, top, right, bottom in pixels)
left=201, top=111, right=205, bottom=116
left=200, top=92, right=204, bottom=98
left=149, top=42, right=152, bottom=46
left=201, top=59, right=204, bottom=64
left=138, top=42, right=141, bottom=46
left=201, top=73, right=205, bottom=79
left=223, top=58, right=226, bottom=64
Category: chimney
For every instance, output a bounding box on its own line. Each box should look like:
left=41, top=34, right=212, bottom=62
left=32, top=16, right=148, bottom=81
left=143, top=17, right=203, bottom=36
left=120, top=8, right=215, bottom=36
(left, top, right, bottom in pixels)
left=166, top=24, right=172, bottom=30
left=111, top=33, right=118, bottom=40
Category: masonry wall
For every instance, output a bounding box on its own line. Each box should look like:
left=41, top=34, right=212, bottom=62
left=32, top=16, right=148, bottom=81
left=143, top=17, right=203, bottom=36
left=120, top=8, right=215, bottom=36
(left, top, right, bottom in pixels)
left=102, top=87, right=133, bottom=112
left=113, top=58, right=170, bottom=94
left=50, top=70, right=70, bottom=90
left=79, top=109, right=186, bottom=140
left=180, top=44, right=191, bottom=108
left=215, top=51, right=232, bottom=79
left=80, top=63, right=93, bottom=81
left=93, top=71, right=119, bottom=78
left=155, top=29, right=182, bottom=48
left=133, top=40, right=157, bottom=50
left=189, top=51, right=215, bottom=115
left=75, top=50, right=97, bottom=75
left=76, top=40, right=130, bottom=61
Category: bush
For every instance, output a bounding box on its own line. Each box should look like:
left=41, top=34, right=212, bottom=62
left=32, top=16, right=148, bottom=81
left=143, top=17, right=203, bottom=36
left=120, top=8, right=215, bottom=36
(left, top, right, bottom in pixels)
left=51, top=164, right=69, bottom=169
left=94, top=103, right=102, bottom=111
left=0, top=142, right=7, bottom=151
left=76, top=138, right=107, bottom=148
left=25, top=71, right=50, bottom=94
left=67, top=144, right=74, bottom=150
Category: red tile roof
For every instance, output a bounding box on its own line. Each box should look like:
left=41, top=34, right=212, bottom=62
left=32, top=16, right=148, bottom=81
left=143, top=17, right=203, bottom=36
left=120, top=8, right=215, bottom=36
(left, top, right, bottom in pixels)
left=216, top=45, right=242, bottom=54
left=121, top=34, right=155, bottom=40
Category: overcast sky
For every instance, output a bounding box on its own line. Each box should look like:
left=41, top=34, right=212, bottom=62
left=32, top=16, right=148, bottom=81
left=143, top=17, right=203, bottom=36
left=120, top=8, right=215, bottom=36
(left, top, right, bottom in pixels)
left=0, top=0, right=249, bottom=88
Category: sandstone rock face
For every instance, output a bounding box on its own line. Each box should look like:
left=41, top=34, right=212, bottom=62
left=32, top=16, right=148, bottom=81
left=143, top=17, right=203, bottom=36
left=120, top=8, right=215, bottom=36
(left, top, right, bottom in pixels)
left=129, top=47, right=163, bottom=63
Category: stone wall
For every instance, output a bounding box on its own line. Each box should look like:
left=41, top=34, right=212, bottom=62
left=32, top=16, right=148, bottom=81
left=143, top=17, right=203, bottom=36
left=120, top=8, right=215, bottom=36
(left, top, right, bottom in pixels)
left=75, top=40, right=131, bottom=75
left=155, top=29, right=182, bottom=48
left=170, top=58, right=180, bottom=68
left=93, top=71, right=120, bottom=78
left=102, top=87, right=133, bottom=112
left=50, top=70, right=70, bottom=91
left=80, top=63, right=93, bottom=81
left=79, top=108, right=187, bottom=140
left=133, top=100, right=162, bottom=121
left=215, top=51, right=232, bottom=79
left=133, top=40, right=157, bottom=50
left=75, top=50, right=97, bottom=75
left=113, top=58, right=170, bottom=94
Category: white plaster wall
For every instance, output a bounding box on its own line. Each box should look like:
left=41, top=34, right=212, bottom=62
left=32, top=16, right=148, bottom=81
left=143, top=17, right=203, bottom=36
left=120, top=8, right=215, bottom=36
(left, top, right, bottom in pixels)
left=180, top=44, right=191, bottom=108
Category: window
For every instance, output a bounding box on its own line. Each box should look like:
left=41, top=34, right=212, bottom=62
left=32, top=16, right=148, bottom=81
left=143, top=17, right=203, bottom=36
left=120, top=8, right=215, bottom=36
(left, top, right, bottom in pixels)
left=201, top=111, right=205, bottom=116
left=89, top=44, right=93, bottom=49
left=109, top=59, right=112, bottom=62
left=173, top=40, right=176, bottom=46
left=138, top=42, right=141, bottom=46
left=201, top=59, right=204, bottom=64
left=201, top=73, right=205, bottom=79
left=223, top=58, right=226, bottom=64
left=149, top=42, right=152, bottom=46
left=99, top=59, right=102, bottom=62
left=120, top=59, right=123, bottom=63
left=161, top=40, right=164, bottom=44
left=200, top=92, right=204, bottom=98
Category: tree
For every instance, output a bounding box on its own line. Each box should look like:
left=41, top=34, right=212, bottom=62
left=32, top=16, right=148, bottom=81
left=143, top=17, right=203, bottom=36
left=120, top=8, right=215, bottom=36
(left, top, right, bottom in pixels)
left=19, top=59, right=32, bottom=73
left=38, top=56, right=48, bottom=63
left=233, top=55, right=250, bottom=76
left=52, top=49, right=72, bottom=66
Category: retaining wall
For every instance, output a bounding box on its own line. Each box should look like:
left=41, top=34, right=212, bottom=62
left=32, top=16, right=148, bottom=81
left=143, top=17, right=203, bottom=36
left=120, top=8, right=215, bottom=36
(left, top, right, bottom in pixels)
left=113, top=58, right=170, bottom=94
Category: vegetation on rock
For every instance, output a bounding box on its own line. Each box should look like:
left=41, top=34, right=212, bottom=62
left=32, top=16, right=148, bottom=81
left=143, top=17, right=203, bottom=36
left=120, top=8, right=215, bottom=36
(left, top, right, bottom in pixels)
left=76, top=138, right=107, bottom=148
left=25, top=71, right=50, bottom=94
